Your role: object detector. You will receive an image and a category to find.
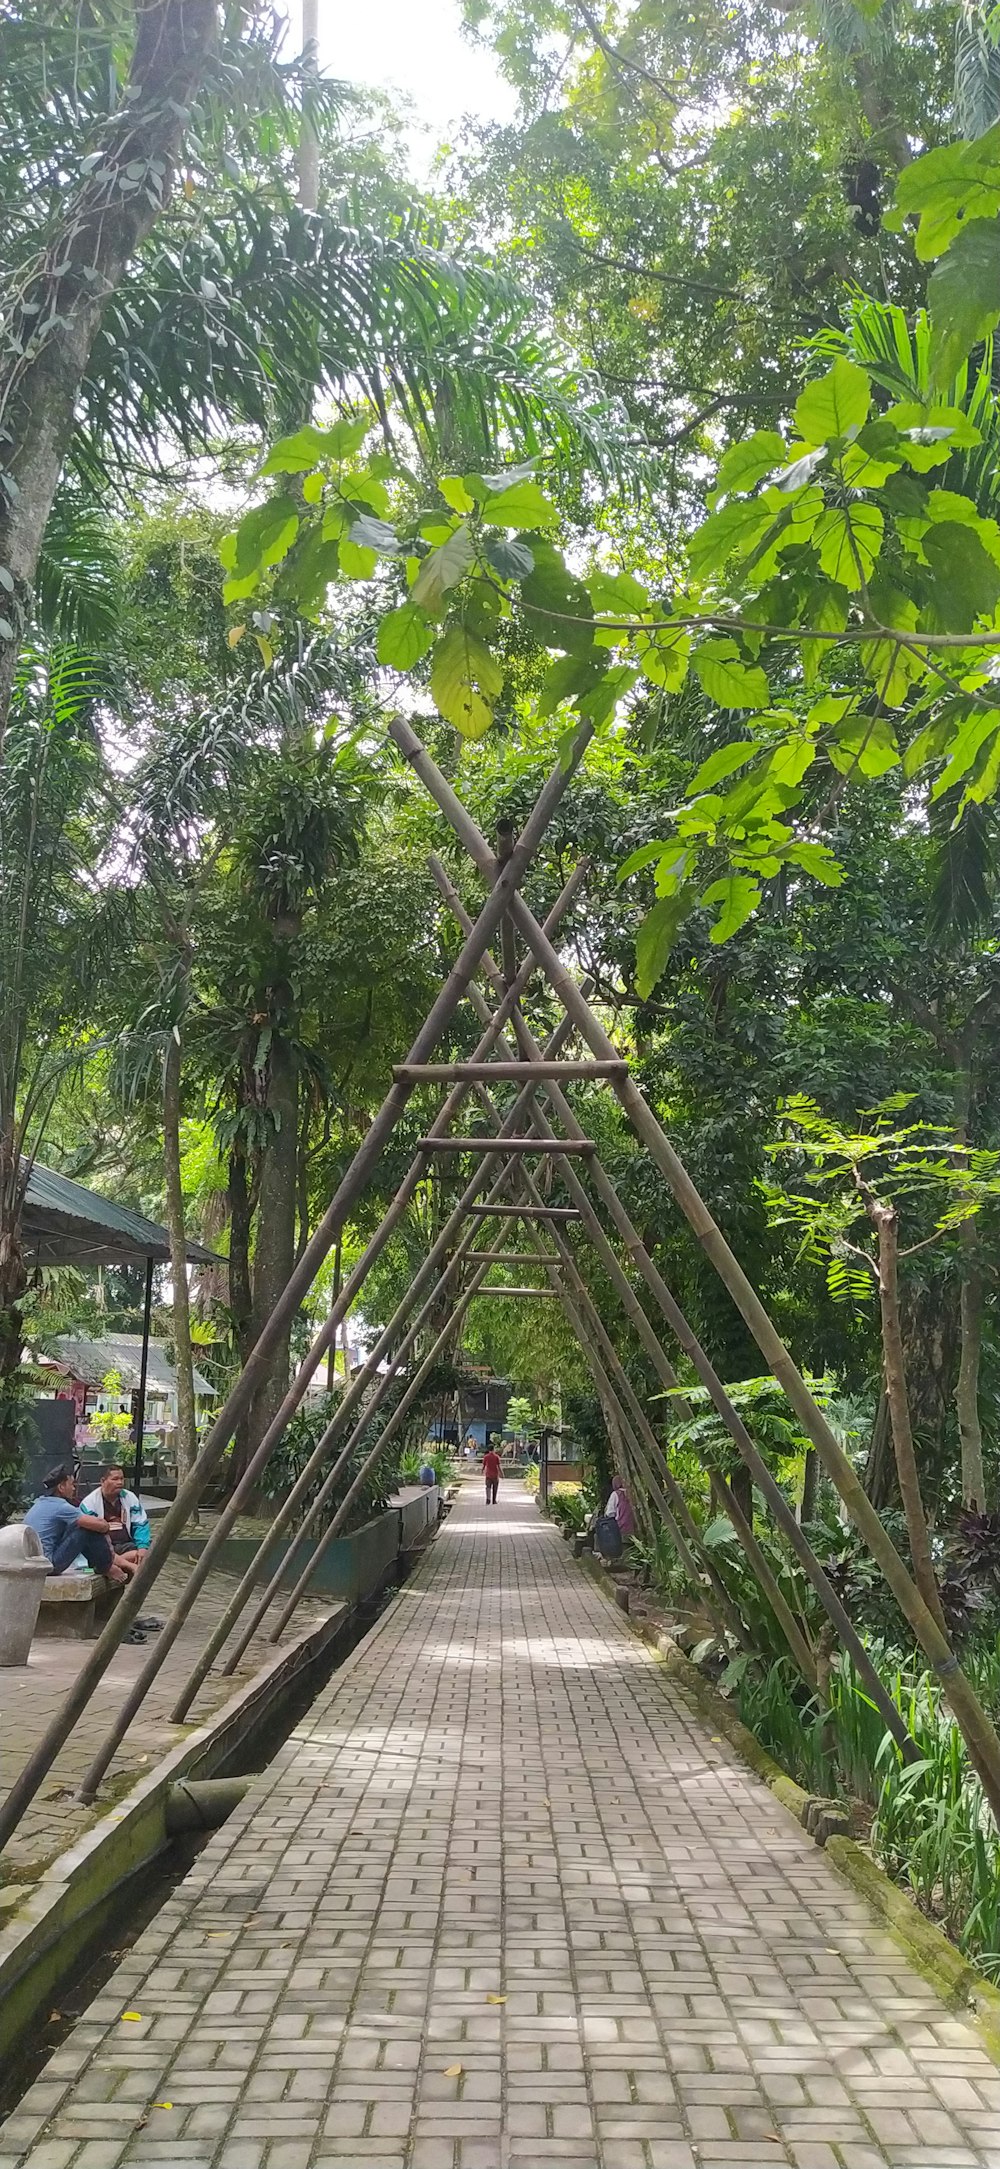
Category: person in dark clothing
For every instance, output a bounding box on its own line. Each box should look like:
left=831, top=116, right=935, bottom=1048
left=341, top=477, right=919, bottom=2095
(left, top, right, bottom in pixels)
left=24, top=1465, right=125, bottom=1580
left=483, top=1447, right=501, bottom=1504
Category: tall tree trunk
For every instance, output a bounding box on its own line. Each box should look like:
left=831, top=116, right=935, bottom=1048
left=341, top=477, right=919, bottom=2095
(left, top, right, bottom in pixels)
left=245, top=1032, right=299, bottom=1466
left=953, top=1042, right=987, bottom=1510
left=957, top=1222, right=987, bottom=1510
left=800, top=1447, right=819, bottom=1524
left=861, top=1188, right=948, bottom=1637
left=0, top=0, right=217, bottom=747
left=163, top=1027, right=198, bottom=1492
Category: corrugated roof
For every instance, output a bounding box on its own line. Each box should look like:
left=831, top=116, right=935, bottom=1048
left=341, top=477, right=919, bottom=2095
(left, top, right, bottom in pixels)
left=46, top=1333, right=215, bottom=1398
left=23, top=1161, right=219, bottom=1269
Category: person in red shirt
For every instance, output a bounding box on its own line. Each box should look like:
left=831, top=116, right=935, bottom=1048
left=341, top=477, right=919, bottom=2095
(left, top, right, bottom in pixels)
left=482, top=1447, right=502, bottom=1505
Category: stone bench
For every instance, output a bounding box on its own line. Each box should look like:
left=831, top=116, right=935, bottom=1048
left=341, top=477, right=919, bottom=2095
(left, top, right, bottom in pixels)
left=35, top=1572, right=123, bottom=1641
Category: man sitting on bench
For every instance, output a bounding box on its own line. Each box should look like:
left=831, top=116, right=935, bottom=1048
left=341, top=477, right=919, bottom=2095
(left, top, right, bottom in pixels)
left=25, top=1465, right=128, bottom=1583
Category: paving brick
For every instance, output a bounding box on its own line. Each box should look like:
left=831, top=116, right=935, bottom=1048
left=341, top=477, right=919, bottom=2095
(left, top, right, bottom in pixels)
left=4, top=1481, right=1000, bottom=2169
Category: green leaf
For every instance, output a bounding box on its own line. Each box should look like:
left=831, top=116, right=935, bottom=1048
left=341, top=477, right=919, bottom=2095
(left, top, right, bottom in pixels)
left=634, top=627, right=690, bottom=691
left=339, top=539, right=377, bottom=579
left=841, top=420, right=905, bottom=488
left=859, top=583, right=924, bottom=707
left=886, top=127, right=1000, bottom=260
left=579, top=665, right=637, bottom=725
left=439, top=475, right=477, bottom=514
left=688, top=497, right=775, bottom=580
left=700, top=874, right=761, bottom=944
left=538, top=653, right=605, bottom=717
left=429, top=625, right=503, bottom=739
left=794, top=359, right=871, bottom=446
left=814, top=503, right=884, bottom=589
left=689, top=741, right=758, bottom=793
left=712, top=430, right=787, bottom=501
left=693, top=638, right=770, bottom=710
left=261, top=417, right=369, bottom=473
left=922, top=522, right=1000, bottom=630
left=827, top=712, right=900, bottom=778
left=376, top=602, right=434, bottom=670
left=231, top=496, right=300, bottom=578
left=483, top=534, right=535, bottom=581
left=520, top=542, right=594, bottom=655
left=618, top=840, right=668, bottom=883
left=929, top=708, right=1000, bottom=800
left=888, top=400, right=982, bottom=471
left=483, top=479, right=560, bottom=529
left=587, top=568, right=649, bottom=612
left=783, top=841, right=844, bottom=887
left=349, top=512, right=400, bottom=555
left=635, top=889, right=694, bottom=996
left=411, top=523, right=476, bottom=613
left=928, top=221, right=1000, bottom=390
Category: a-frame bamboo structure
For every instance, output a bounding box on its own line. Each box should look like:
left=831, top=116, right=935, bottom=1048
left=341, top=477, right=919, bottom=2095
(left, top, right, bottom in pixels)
left=4, top=713, right=1000, bottom=1853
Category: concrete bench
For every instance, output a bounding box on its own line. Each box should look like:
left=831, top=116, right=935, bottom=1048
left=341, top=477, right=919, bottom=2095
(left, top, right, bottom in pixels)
left=35, top=1572, right=123, bottom=1641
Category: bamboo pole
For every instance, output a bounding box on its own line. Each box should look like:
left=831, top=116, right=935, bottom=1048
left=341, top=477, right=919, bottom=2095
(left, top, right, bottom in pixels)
left=429, top=862, right=819, bottom=1689
left=418, top=1137, right=596, bottom=1154
left=44, top=723, right=594, bottom=1831
left=169, top=997, right=588, bottom=1714
left=395, top=1062, right=626, bottom=1081
left=471, top=1203, right=581, bottom=1222
left=404, top=730, right=962, bottom=1780
left=266, top=1266, right=491, bottom=1642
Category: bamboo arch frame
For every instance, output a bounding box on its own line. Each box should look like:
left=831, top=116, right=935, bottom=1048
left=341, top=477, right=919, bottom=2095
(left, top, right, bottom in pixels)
left=2, top=715, right=999, bottom=1852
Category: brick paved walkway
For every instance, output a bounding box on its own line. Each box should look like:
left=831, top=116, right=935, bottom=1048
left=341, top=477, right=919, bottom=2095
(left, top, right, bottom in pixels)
left=3, top=1479, right=1000, bottom=2169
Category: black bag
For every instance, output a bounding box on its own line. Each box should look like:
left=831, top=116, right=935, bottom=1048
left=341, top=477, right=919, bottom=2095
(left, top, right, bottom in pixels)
left=594, top=1513, right=623, bottom=1559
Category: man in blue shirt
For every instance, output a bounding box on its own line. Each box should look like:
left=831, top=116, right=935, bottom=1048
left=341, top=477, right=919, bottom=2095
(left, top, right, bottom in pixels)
left=25, top=1466, right=126, bottom=1580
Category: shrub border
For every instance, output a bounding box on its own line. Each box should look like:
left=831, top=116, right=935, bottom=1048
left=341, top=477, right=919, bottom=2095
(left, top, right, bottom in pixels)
left=576, top=1548, right=1000, bottom=2068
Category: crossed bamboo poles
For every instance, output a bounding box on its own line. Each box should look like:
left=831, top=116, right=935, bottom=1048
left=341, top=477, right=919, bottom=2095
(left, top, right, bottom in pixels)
left=3, top=714, right=1000, bottom=1854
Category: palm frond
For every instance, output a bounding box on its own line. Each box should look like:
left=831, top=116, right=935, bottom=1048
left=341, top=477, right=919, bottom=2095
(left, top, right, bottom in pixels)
left=36, top=497, right=123, bottom=646
left=955, top=1, right=1000, bottom=137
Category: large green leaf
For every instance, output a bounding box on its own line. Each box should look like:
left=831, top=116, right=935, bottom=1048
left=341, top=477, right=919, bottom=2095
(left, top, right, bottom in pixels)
left=634, top=627, right=690, bottom=691
left=928, top=221, right=1000, bottom=391
left=520, top=542, right=594, bottom=655
left=228, top=496, right=300, bottom=580
left=538, top=653, right=606, bottom=716
left=921, top=522, right=1000, bottom=629
left=483, top=479, right=560, bottom=529
left=793, top=359, right=871, bottom=446
left=929, top=708, right=1000, bottom=800
left=689, top=741, right=759, bottom=793
left=827, top=712, right=900, bottom=778
left=635, top=889, right=693, bottom=996
left=886, top=127, right=1000, bottom=260
left=814, top=504, right=884, bottom=589
left=693, top=638, right=770, bottom=710
left=411, top=524, right=476, bottom=613
left=712, top=431, right=786, bottom=501
left=376, top=602, right=434, bottom=670
left=688, top=498, right=776, bottom=580
left=700, top=874, right=761, bottom=944
left=429, top=625, right=503, bottom=738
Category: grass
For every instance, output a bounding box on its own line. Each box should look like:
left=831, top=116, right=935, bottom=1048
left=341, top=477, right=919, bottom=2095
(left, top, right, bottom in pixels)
left=735, top=1643, right=1000, bottom=1978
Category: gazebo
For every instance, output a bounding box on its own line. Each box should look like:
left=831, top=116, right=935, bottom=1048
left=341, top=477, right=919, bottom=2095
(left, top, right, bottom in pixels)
left=22, top=1161, right=218, bottom=1490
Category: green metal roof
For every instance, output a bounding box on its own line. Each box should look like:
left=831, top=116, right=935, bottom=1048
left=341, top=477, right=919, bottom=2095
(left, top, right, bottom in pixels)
left=23, top=1161, right=219, bottom=1270
left=47, top=1332, right=215, bottom=1398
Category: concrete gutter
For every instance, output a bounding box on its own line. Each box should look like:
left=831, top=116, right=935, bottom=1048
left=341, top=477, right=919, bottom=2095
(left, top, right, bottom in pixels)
left=0, top=1600, right=349, bottom=2067
left=576, top=1547, right=1000, bottom=2070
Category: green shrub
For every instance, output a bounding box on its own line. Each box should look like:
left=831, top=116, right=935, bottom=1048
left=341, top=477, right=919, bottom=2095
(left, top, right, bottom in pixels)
left=548, top=1482, right=586, bottom=1536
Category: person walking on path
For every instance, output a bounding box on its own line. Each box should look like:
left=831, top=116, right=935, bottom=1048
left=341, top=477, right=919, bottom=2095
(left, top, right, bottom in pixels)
left=483, top=1446, right=501, bottom=1505
left=24, top=1465, right=128, bottom=1581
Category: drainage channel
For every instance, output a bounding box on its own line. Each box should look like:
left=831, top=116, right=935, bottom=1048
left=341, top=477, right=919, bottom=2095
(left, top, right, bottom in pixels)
left=0, top=1569, right=404, bottom=2120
